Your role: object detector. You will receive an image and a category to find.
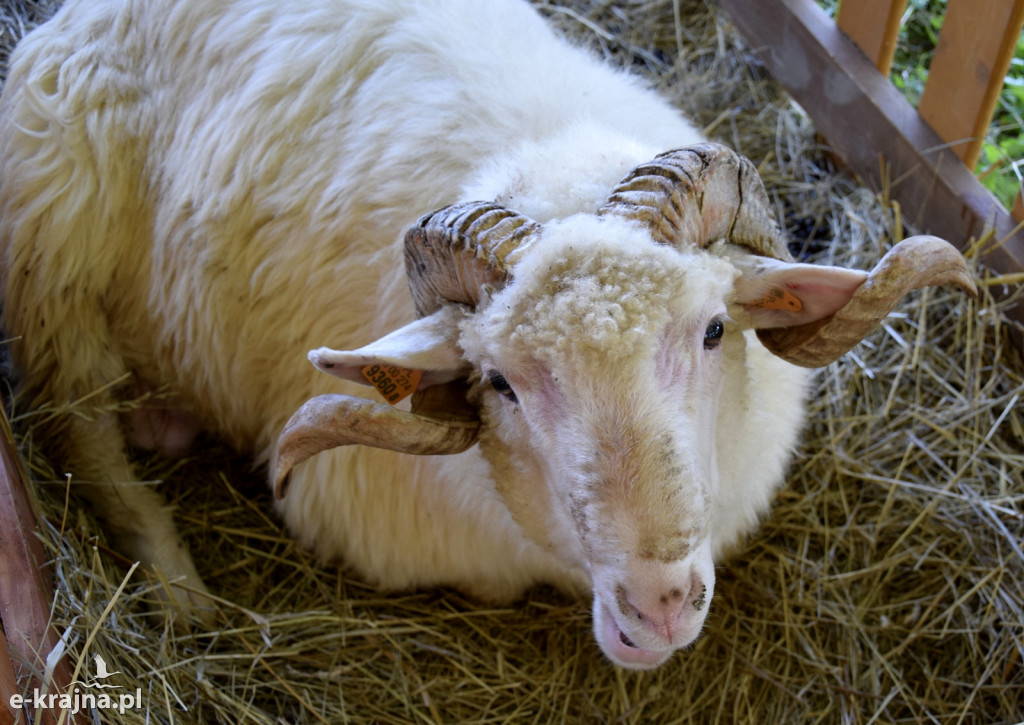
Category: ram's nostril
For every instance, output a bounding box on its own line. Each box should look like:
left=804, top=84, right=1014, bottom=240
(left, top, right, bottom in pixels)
left=692, top=583, right=708, bottom=611
left=663, top=587, right=683, bottom=603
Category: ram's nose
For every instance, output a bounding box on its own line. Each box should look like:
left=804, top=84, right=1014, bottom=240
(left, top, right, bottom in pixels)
left=616, top=572, right=707, bottom=643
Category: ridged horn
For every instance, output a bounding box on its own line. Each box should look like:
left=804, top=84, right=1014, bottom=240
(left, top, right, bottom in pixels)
left=599, top=145, right=976, bottom=368
left=273, top=202, right=541, bottom=498
left=756, top=235, right=979, bottom=367
left=404, top=201, right=542, bottom=317
left=273, top=394, right=480, bottom=498
left=402, top=201, right=541, bottom=433
left=598, top=142, right=792, bottom=262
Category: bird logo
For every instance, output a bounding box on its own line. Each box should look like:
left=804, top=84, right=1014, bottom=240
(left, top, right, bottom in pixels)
left=69, top=655, right=124, bottom=689
left=92, top=655, right=121, bottom=681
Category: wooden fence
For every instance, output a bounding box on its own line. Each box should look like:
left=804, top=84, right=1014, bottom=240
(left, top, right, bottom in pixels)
left=841, top=0, right=1023, bottom=216
left=719, top=0, right=1024, bottom=333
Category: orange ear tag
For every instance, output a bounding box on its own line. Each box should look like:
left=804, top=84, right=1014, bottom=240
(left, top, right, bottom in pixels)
left=751, top=287, right=803, bottom=312
left=360, top=364, right=423, bottom=405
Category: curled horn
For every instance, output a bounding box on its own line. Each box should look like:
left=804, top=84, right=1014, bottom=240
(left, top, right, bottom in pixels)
left=272, top=202, right=541, bottom=498
left=405, top=201, right=542, bottom=316
left=756, top=235, right=978, bottom=367
left=598, top=143, right=976, bottom=367
left=598, top=142, right=793, bottom=261
left=272, top=395, right=479, bottom=498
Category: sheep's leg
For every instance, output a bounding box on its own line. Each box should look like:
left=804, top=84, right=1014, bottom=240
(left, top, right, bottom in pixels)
left=65, top=414, right=216, bottom=628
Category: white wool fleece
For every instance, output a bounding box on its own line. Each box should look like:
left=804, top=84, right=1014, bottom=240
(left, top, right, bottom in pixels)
left=461, top=215, right=736, bottom=372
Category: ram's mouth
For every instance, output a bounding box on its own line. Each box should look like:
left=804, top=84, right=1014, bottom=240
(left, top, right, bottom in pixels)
left=595, top=601, right=673, bottom=670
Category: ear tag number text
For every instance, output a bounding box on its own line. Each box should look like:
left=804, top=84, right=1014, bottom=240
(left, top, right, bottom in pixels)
left=360, top=364, right=423, bottom=404
left=751, top=287, right=803, bottom=312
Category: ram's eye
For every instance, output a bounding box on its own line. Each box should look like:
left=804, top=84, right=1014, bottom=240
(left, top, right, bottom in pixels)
left=704, top=319, right=724, bottom=350
left=488, top=371, right=517, bottom=403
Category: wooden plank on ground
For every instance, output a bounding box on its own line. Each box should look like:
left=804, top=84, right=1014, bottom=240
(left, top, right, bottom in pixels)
left=837, top=0, right=906, bottom=73
left=0, top=394, right=77, bottom=725
left=716, top=0, right=1024, bottom=338
left=918, top=0, right=1024, bottom=169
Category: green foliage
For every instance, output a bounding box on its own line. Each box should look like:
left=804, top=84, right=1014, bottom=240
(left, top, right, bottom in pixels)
left=982, top=50, right=1024, bottom=208
left=889, top=0, right=942, bottom=106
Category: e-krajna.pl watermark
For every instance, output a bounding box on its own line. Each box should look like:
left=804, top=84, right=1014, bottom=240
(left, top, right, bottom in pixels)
left=8, top=654, right=144, bottom=717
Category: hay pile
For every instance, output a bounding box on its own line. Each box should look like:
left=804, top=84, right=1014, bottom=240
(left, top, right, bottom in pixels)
left=2, top=1, right=1022, bottom=723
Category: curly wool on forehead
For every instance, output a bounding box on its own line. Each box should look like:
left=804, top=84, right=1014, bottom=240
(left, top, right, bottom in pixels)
left=465, top=215, right=732, bottom=369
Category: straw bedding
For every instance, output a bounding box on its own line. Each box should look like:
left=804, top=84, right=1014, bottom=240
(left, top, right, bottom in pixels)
left=1, top=0, right=1022, bottom=722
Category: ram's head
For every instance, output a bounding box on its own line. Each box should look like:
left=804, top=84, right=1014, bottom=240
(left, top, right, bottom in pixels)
left=272, top=143, right=975, bottom=668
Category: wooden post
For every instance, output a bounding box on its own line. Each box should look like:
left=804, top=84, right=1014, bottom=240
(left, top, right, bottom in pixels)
left=2, top=625, right=20, bottom=724
left=837, top=0, right=906, bottom=74
left=1014, top=182, right=1024, bottom=224
left=918, top=0, right=1024, bottom=170
left=0, top=395, right=78, bottom=725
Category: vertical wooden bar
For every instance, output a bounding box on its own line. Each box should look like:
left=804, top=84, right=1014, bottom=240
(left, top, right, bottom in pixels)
left=2, top=626, right=22, bottom=724
left=0, top=395, right=78, bottom=725
left=837, top=0, right=907, bottom=74
left=1014, top=183, right=1024, bottom=224
left=918, top=0, right=1024, bottom=170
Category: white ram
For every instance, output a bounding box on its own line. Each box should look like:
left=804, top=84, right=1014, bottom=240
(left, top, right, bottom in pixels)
left=0, top=0, right=974, bottom=669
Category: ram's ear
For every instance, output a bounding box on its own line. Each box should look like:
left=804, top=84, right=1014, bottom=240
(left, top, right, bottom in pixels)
left=308, top=306, right=471, bottom=401
left=723, top=236, right=976, bottom=368
left=727, top=253, right=868, bottom=330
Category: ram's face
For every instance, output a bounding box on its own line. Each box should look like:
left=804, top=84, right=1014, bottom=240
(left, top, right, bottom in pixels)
left=460, top=218, right=735, bottom=668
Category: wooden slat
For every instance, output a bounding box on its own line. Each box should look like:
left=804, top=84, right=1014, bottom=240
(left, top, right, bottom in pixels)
left=716, top=0, right=1024, bottom=344
left=0, top=395, right=78, bottom=725
left=918, top=0, right=1024, bottom=170
left=1, top=626, right=21, bottom=724
left=1014, top=183, right=1024, bottom=224
left=837, top=0, right=906, bottom=74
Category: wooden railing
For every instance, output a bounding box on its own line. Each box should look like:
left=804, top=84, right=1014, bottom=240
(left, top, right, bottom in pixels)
left=839, top=0, right=1024, bottom=221
left=718, top=0, right=1024, bottom=308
